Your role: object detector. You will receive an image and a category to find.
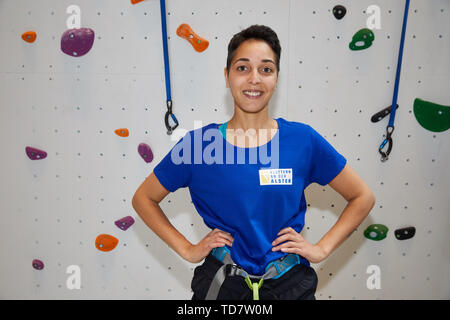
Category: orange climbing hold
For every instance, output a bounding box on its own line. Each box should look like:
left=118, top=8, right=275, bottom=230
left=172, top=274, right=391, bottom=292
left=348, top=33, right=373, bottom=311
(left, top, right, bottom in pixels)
left=95, top=234, right=119, bottom=252
left=176, top=24, right=209, bottom=52
left=130, top=0, right=145, bottom=4
left=115, top=128, right=129, bottom=137
left=22, top=31, right=37, bottom=43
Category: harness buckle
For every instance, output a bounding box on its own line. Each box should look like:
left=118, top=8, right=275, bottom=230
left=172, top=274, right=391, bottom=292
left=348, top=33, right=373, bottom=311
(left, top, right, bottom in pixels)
left=227, top=264, right=240, bottom=277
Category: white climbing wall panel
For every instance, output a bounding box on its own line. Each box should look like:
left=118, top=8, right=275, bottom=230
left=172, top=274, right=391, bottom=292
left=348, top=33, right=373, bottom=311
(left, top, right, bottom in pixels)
left=0, top=0, right=449, bottom=300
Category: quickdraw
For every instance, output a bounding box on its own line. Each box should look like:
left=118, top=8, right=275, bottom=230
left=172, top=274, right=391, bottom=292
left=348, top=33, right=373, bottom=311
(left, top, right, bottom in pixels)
left=375, top=0, right=410, bottom=162
left=160, top=0, right=179, bottom=135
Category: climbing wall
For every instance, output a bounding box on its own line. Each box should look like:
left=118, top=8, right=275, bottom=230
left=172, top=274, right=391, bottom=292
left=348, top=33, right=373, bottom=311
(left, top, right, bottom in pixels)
left=0, top=0, right=449, bottom=300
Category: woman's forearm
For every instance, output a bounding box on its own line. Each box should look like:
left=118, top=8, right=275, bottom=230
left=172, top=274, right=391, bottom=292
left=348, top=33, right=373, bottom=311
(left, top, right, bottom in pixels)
left=316, top=192, right=375, bottom=258
left=132, top=195, right=192, bottom=259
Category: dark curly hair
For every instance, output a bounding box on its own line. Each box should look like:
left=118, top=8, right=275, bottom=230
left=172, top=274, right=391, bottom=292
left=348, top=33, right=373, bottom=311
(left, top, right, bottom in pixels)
left=226, top=25, right=281, bottom=75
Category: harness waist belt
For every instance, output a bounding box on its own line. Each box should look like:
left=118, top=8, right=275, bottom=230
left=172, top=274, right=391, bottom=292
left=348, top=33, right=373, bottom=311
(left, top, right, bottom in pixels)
left=205, top=246, right=309, bottom=300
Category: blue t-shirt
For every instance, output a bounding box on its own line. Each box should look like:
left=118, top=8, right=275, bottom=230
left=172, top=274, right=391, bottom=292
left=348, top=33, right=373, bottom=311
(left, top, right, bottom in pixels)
left=153, top=117, right=347, bottom=275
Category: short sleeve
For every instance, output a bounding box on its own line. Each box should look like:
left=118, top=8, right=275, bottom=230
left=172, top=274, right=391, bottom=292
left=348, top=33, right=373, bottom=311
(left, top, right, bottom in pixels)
left=307, top=125, right=347, bottom=186
left=153, top=132, right=192, bottom=192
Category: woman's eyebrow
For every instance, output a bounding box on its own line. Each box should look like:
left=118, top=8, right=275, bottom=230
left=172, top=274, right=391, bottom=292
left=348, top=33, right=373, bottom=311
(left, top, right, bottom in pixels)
left=261, top=59, right=275, bottom=65
left=232, top=58, right=275, bottom=65
left=232, top=58, right=250, bottom=65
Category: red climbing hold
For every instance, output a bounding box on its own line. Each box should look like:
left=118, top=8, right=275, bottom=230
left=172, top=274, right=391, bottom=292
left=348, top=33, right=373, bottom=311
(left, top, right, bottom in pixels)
left=115, top=128, right=129, bottom=137
left=22, top=31, right=37, bottom=43
left=95, top=234, right=119, bottom=252
left=176, top=24, right=209, bottom=52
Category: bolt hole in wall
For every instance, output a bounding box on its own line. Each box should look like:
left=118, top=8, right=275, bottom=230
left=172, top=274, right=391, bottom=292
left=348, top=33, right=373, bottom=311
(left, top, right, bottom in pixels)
left=1, top=0, right=449, bottom=300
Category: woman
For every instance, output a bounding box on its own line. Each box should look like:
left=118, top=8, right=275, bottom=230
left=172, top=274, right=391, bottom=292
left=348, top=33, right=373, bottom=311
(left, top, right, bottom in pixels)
left=132, top=25, right=375, bottom=300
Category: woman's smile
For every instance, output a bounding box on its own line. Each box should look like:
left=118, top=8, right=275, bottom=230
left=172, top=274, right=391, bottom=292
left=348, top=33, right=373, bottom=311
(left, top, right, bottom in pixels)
left=242, top=89, right=264, bottom=99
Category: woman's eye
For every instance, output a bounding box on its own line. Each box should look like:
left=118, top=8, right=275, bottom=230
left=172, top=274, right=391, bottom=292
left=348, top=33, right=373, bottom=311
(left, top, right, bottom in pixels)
left=237, top=65, right=248, bottom=72
left=262, top=67, right=273, bottom=73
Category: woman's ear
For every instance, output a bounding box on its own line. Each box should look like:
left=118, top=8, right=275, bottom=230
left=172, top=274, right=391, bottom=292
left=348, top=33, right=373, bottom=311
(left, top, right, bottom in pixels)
left=224, top=67, right=229, bottom=88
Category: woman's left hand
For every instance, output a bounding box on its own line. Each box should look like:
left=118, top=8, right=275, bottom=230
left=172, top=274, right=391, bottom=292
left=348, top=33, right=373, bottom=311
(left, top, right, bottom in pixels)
left=271, top=227, right=328, bottom=264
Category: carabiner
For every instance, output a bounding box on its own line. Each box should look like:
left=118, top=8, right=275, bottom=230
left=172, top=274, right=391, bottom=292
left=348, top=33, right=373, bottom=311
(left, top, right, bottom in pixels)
left=164, top=100, right=179, bottom=135
left=379, top=126, right=394, bottom=162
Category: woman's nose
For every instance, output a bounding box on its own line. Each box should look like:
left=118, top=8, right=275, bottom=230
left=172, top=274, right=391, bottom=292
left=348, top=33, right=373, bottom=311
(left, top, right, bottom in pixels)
left=248, top=69, right=261, bottom=84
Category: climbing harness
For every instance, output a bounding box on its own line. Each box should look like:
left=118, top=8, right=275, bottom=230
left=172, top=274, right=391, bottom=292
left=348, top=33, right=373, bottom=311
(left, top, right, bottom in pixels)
left=375, top=0, right=410, bottom=162
left=205, top=246, right=309, bottom=300
left=159, top=0, right=178, bottom=135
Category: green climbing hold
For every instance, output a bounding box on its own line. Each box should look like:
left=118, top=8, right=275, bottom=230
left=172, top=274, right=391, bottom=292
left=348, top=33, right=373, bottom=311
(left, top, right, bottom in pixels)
left=349, top=28, right=375, bottom=51
left=413, top=98, right=450, bottom=132
left=364, top=224, right=388, bottom=241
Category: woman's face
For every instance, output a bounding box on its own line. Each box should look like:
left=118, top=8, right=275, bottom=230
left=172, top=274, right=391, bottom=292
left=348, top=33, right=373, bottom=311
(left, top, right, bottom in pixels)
left=225, top=39, right=278, bottom=114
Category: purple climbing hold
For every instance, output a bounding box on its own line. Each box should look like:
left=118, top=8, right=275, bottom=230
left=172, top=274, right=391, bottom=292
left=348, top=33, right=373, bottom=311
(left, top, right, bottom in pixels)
left=138, top=143, right=154, bottom=163
left=32, top=259, right=44, bottom=270
left=61, top=28, right=95, bottom=57
left=26, top=146, right=47, bottom=160
left=115, top=216, right=135, bottom=231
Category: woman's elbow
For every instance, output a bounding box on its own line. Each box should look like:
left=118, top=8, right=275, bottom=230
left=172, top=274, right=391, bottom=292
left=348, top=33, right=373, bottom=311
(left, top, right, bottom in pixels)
left=365, top=190, right=376, bottom=211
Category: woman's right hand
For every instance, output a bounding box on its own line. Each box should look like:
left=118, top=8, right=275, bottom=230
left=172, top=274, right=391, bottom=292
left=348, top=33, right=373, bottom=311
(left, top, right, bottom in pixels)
left=183, top=228, right=234, bottom=263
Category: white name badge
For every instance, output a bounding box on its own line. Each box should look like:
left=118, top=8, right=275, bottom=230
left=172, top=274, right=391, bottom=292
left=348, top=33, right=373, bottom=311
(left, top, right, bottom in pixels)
left=259, top=168, right=293, bottom=185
